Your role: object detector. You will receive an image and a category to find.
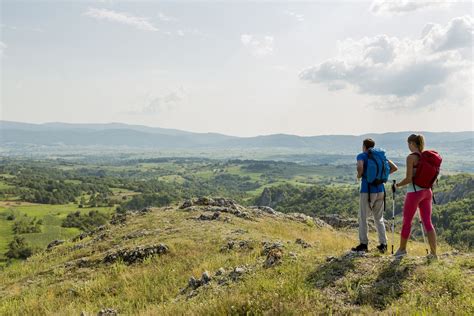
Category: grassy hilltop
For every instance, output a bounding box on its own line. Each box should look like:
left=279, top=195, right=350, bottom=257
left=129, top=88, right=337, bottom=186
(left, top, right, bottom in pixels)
left=0, top=198, right=472, bottom=315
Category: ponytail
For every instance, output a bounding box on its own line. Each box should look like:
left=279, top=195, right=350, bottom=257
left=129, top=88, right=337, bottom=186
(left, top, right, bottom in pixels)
left=408, top=134, right=425, bottom=152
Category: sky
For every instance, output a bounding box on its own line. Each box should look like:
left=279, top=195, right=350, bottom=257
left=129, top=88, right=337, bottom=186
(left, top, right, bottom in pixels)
left=0, top=0, right=473, bottom=137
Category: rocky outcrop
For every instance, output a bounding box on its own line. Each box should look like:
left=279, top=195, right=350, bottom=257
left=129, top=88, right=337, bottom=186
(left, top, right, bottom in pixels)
left=103, top=244, right=169, bottom=265
left=180, top=197, right=239, bottom=209
left=197, top=212, right=220, bottom=221
left=180, top=197, right=251, bottom=219
left=180, top=197, right=333, bottom=229
left=250, top=205, right=278, bottom=215
left=295, top=238, right=312, bottom=248
left=97, top=308, right=118, bottom=316
left=255, top=187, right=287, bottom=208
left=180, top=265, right=251, bottom=298
left=46, top=239, right=65, bottom=250
left=261, top=241, right=284, bottom=268
left=220, top=239, right=254, bottom=252
left=72, top=225, right=108, bottom=242
left=187, top=270, right=212, bottom=291
left=264, top=248, right=283, bottom=268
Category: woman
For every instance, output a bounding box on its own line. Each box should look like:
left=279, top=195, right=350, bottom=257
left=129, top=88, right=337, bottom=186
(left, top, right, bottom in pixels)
left=394, top=134, right=437, bottom=259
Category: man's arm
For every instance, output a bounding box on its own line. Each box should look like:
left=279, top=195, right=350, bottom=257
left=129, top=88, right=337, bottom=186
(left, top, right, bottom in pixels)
left=357, top=160, right=364, bottom=179
left=388, top=159, right=398, bottom=174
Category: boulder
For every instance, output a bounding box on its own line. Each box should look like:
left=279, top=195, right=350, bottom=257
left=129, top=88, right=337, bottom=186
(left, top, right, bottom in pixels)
left=264, top=248, right=283, bottom=268
left=198, top=212, right=220, bottom=221
left=46, top=239, right=65, bottom=250
left=261, top=241, right=284, bottom=256
left=229, top=266, right=247, bottom=280
left=295, top=238, right=312, bottom=248
left=103, top=244, right=169, bottom=265
left=97, top=308, right=117, bottom=316
left=180, top=199, right=193, bottom=209
left=188, top=276, right=200, bottom=290
left=251, top=206, right=277, bottom=215
left=221, top=240, right=254, bottom=252
left=201, top=271, right=212, bottom=284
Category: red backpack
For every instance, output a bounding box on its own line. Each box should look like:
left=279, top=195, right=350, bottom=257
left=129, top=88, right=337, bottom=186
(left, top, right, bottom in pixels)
left=412, top=150, right=442, bottom=189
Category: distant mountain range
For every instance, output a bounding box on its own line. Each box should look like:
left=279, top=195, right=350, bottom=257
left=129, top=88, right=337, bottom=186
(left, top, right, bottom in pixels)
left=0, top=121, right=472, bottom=155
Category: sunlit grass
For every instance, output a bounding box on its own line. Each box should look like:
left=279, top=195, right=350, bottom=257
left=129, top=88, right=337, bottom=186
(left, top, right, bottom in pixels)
left=0, top=206, right=470, bottom=315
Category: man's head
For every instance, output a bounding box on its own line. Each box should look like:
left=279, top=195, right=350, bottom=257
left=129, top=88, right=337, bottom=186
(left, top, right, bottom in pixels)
left=362, top=138, right=375, bottom=152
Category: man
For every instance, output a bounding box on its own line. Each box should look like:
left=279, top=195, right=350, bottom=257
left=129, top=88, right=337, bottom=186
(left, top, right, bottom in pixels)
left=352, top=138, right=398, bottom=253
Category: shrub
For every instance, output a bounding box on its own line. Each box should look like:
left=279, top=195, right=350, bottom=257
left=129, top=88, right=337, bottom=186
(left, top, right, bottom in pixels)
left=12, top=216, right=42, bottom=234
left=5, top=236, right=34, bottom=259
left=62, top=210, right=109, bottom=232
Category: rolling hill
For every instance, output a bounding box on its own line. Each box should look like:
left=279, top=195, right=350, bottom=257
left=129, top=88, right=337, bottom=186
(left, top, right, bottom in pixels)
left=0, top=197, right=472, bottom=315
left=1, top=121, right=472, bottom=155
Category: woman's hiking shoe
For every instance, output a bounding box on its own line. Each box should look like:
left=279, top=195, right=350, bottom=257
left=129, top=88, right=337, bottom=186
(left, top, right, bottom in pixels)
left=427, top=253, right=438, bottom=262
left=376, top=244, right=387, bottom=253
left=351, top=243, right=368, bottom=252
left=393, top=249, right=407, bottom=258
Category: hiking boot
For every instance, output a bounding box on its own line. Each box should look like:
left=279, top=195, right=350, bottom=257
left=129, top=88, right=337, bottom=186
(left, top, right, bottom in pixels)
left=393, top=248, right=407, bottom=258
left=351, top=243, right=368, bottom=252
left=376, top=244, right=387, bottom=254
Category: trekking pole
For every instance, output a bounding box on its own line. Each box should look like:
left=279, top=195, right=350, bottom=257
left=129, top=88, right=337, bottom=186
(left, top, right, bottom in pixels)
left=391, top=180, right=396, bottom=255
left=418, top=210, right=429, bottom=255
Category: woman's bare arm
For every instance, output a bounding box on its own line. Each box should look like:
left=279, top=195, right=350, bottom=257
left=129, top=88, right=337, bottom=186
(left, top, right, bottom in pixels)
left=388, top=159, right=398, bottom=174
left=397, top=155, right=415, bottom=187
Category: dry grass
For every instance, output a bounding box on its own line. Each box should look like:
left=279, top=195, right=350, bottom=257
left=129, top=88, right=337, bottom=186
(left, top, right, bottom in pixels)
left=0, top=205, right=472, bottom=315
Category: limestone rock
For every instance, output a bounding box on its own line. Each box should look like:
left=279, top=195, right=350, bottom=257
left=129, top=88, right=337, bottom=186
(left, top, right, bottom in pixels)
left=198, top=212, right=220, bottom=221
left=295, top=238, right=312, bottom=248
left=264, top=248, right=283, bottom=268
left=103, top=244, right=169, bottom=265
left=46, top=239, right=65, bottom=250
left=97, top=308, right=117, bottom=316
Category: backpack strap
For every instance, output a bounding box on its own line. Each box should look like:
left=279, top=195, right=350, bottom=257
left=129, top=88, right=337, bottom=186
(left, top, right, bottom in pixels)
left=410, top=152, right=421, bottom=168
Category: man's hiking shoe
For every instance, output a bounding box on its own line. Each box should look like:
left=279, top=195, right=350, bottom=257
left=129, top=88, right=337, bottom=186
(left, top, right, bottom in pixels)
left=393, top=249, right=407, bottom=258
left=376, top=244, right=387, bottom=254
left=351, top=244, right=368, bottom=252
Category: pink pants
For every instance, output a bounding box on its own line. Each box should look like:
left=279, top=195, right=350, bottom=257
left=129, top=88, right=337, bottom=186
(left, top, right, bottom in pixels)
left=401, top=189, right=435, bottom=239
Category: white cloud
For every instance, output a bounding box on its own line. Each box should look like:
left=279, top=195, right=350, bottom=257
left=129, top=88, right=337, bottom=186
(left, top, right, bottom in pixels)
left=0, top=24, right=44, bottom=33
left=423, top=16, right=474, bottom=53
left=84, top=7, right=159, bottom=32
left=158, top=12, right=178, bottom=22
left=299, top=16, right=473, bottom=110
left=0, top=41, right=6, bottom=57
left=284, top=10, right=304, bottom=22
left=370, top=0, right=452, bottom=16
left=241, top=34, right=274, bottom=57
left=137, top=88, right=187, bottom=115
